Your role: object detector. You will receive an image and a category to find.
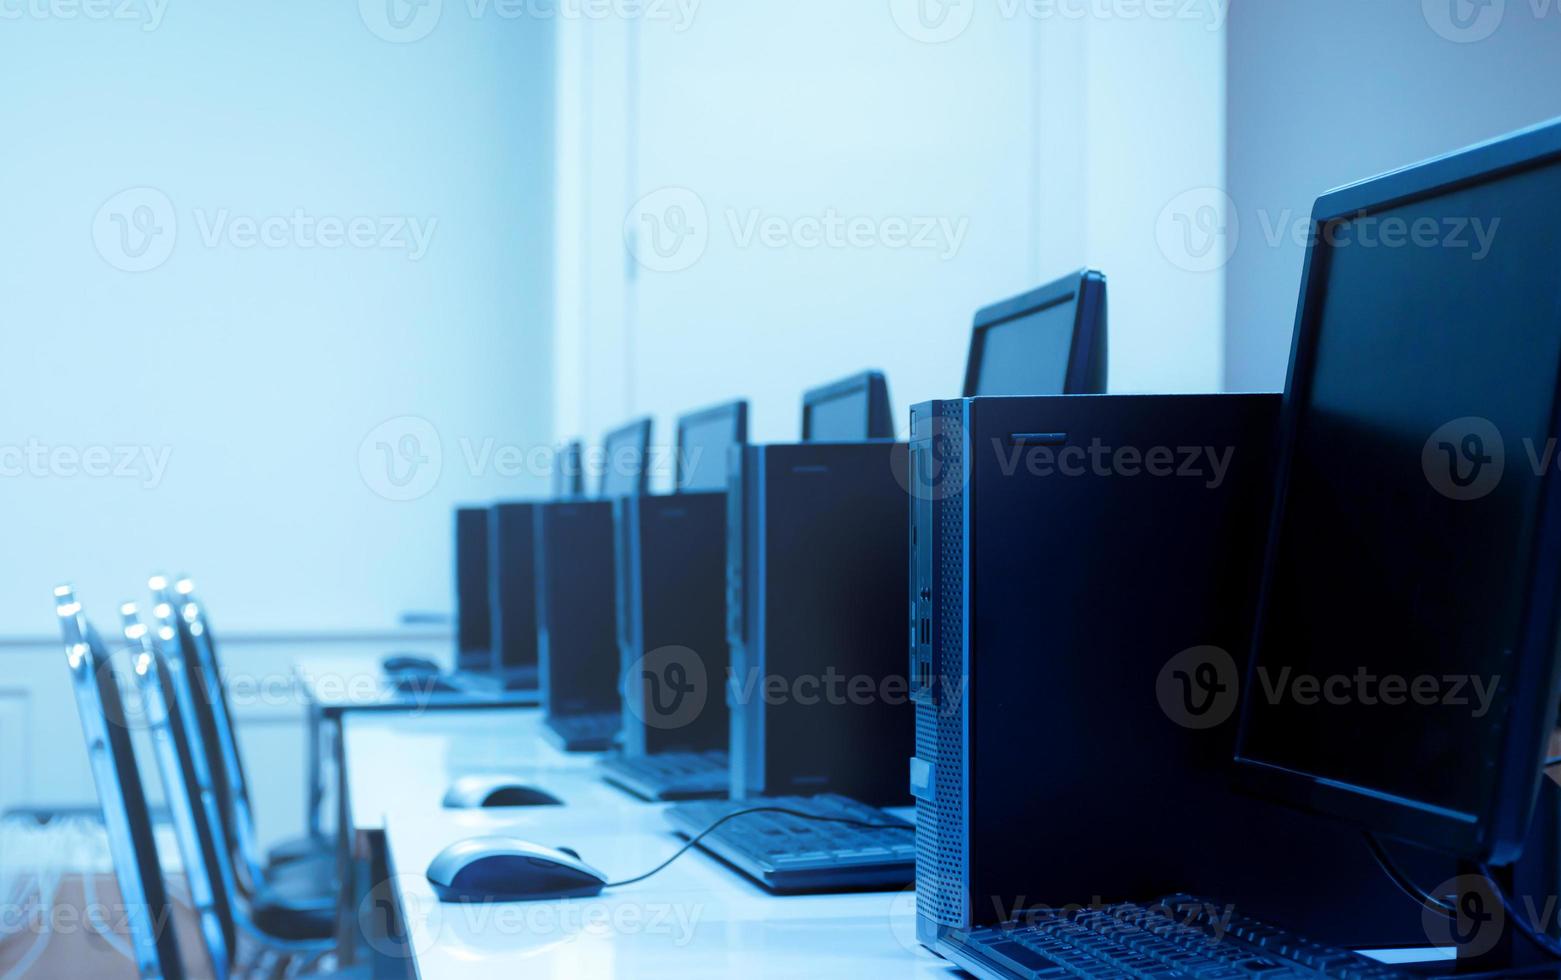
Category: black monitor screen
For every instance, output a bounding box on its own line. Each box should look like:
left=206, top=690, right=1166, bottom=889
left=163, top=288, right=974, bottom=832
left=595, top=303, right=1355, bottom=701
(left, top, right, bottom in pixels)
left=678, top=414, right=740, bottom=492
left=972, top=297, right=1077, bottom=397
left=1239, top=158, right=1561, bottom=826
left=600, top=424, right=648, bottom=497
left=806, top=391, right=868, bottom=442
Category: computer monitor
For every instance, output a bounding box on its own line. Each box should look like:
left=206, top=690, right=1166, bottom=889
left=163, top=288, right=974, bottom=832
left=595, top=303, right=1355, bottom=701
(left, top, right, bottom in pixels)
left=675, top=400, right=749, bottom=492
left=599, top=418, right=652, bottom=498
left=963, top=269, right=1107, bottom=398
left=1234, top=119, right=1561, bottom=864
left=552, top=440, right=584, bottom=500
left=801, top=371, right=894, bottom=442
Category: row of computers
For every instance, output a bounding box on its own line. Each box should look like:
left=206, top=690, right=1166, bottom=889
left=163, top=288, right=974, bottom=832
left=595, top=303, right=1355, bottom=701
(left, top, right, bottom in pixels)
left=410, top=270, right=1108, bottom=894
left=61, top=115, right=1561, bottom=979
left=424, top=117, right=1561, bottom=977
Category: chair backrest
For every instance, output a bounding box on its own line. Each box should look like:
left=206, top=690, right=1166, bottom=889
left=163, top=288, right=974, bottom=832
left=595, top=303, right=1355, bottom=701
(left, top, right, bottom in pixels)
left=124, top=601, right=237, bottom=977
left=150, top=575, right=269, bottom=889
left=56, top=587, right=186, bottom=980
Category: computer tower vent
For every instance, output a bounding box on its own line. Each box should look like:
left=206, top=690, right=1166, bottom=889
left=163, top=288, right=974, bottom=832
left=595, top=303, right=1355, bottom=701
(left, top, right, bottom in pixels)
left=915, top=404, right=967, bottom=928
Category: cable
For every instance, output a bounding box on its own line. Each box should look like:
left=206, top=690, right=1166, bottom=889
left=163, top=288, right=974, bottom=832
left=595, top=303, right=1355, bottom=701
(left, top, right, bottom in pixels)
left=1477, top=862, right=1561, bottom=961
left=604, top=806, right=912, bottom=890
left=1363, top=832, right=1455, bottom=919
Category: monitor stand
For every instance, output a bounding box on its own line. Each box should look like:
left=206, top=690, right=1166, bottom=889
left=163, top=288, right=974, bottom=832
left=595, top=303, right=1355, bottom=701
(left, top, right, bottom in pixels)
left=1456, top=777, right=1561, bottom=972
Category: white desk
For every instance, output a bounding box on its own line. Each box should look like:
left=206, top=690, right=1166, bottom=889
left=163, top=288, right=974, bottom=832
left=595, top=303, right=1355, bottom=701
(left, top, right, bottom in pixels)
left=340, top=710, right=960, bottom=979
left=293, top=656, right=540, bottom=838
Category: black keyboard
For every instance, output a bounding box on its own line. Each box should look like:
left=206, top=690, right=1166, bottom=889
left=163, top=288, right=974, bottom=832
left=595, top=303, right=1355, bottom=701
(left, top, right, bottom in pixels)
left=545, top=711, right=621, bottom=752
left=949, top=895, right=1409, bottom=979
left=665, top=794, right=915, bottom=893
left=600, top=750, right=729, bottom=801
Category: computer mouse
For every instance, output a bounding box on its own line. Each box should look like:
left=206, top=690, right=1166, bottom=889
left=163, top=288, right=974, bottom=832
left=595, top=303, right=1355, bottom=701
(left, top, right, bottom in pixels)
left=382, top=654, right=440, bottom=675
left=426, top=837, right=608, bottom=902
left=442, top=775, right=564, bottom=809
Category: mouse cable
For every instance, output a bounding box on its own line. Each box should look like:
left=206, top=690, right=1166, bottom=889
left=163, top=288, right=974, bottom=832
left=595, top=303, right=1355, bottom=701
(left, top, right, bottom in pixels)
left=1476, top=861, right=1561, bottom=961
left=604, top=806, right=913, bottom=890
left=1364, top=832, right=1455, bottom=919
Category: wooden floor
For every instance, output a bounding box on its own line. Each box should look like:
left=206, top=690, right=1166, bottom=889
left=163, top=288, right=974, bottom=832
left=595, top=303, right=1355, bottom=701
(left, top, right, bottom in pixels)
left=0, top=873, right=211, bottom=979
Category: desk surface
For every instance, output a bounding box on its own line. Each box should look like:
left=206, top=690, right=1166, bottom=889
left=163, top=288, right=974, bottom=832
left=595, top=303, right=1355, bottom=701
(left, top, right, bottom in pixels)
left=293, top=656, right=540, bottom=715
left=342, top=710, right=960, bottom=979
left=341, top=708, right=597, bottom=832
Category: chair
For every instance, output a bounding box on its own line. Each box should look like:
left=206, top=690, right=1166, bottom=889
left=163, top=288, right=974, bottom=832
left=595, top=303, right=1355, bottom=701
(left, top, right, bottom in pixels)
left=123, top=599, right=340, bottom=972
left=148, top=576, right=335, bottom=889
left=57, top=586, right=189, bottom=979
left=141, top=593, right=339, bottom=930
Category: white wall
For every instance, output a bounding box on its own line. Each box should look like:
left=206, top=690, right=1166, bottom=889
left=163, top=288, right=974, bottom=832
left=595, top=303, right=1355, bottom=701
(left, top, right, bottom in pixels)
left=0, top=2, right=555, bottom=634
left=1225, top=1, right=1561, bottom=391
left=556, top=0, right=1228, bottom=472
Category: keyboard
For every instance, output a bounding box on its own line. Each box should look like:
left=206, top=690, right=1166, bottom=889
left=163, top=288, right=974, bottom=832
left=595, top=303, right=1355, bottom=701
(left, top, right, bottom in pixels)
left=544, top=711, right=621, bottom=752
left=664, top=794, right=915, bottom=893
left=599, top=750, right=730, bottom=801
left=947, top=895, right=1410, bottom=979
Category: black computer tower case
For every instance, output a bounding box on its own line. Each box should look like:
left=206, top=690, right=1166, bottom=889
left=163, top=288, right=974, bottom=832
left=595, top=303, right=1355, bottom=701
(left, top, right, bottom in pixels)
left=489, top=502, right=540, bottom=679
left=534, top=500, right=621, bottom=720
left=910, top=393, right=1447, bottom=953
left=727, top=442, right=912, bottom=807
left=615, top=492, right=730, bottom=755
left=454, top=507, right=492, bottom=673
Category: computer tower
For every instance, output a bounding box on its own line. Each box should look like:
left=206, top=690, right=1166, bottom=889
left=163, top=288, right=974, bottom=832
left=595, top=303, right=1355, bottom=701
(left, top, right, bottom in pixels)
left=489, top=502, right=540, bottom=684
left=454, top=507, right=492, bottom=673
left=615, top=492, right=729, bottom=755
left=534, top=500, right=620, bottom=723
left=727, top=442, right=911, bottom=807
left=910, top=393, right=1447, bottom=953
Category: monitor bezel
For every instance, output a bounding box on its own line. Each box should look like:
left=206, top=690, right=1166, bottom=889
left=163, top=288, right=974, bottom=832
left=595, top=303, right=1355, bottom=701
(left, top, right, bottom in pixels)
left=598, top=417, right=653, bottom=498
left=553, top=440, right=585, bottom=500
left=1233, top=117, right=1561, bottom=864
left=801, top=370, right=895, bottom=442
left=674, top=399, right=749, bottom=493
left=962, top=268, right=1107, bottom=398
